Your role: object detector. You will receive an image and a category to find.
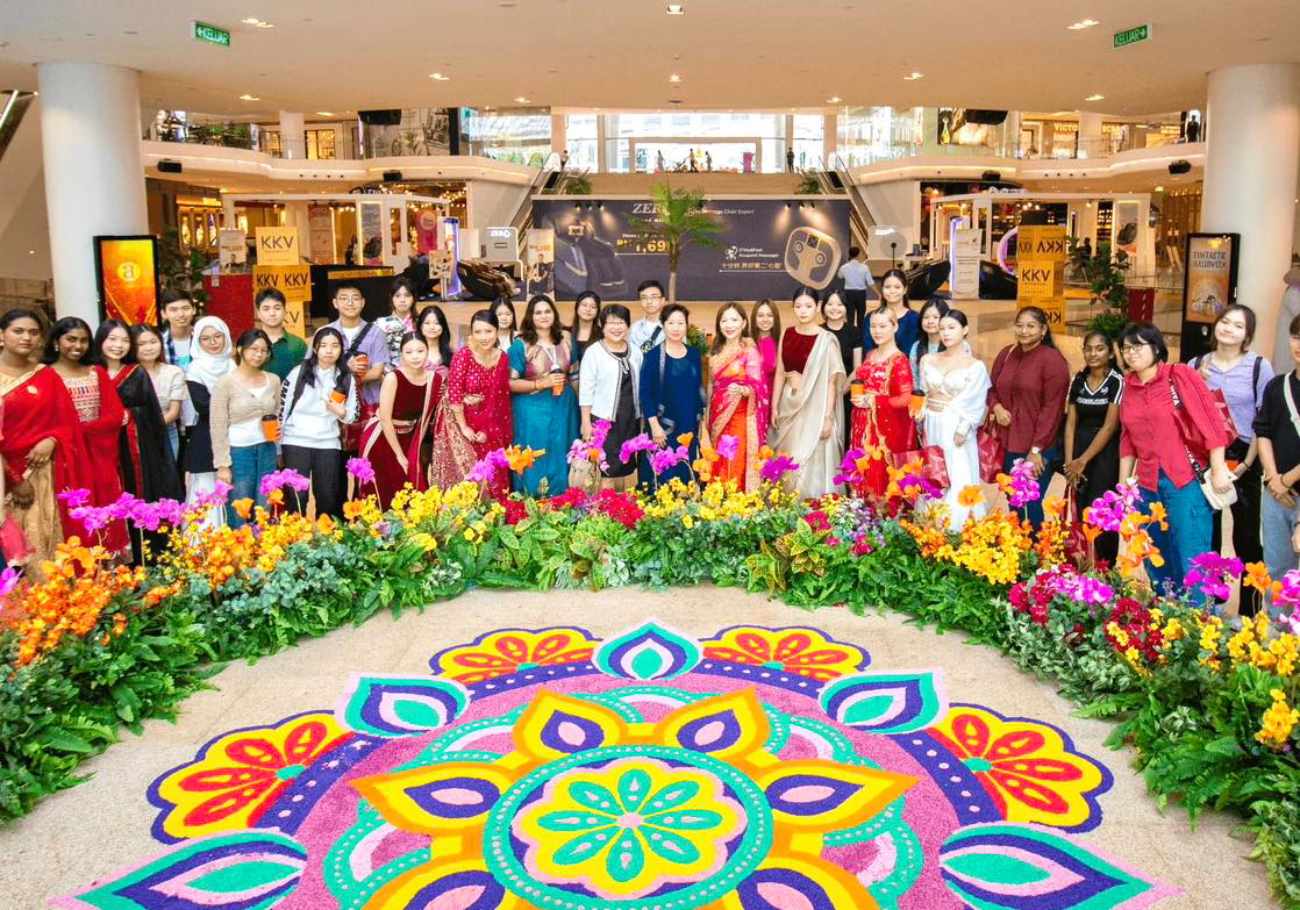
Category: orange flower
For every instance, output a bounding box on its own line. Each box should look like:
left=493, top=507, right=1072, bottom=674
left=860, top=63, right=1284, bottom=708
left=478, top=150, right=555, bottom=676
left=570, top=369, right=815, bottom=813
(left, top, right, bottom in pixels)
left=957, top=485, right=985, bottom=508
left=1043, top=496, right=1065, bottom=520
left=267, top=489, right=285, bottom=506
left=679, top=432, right=697, bottom=448
left=1083, top=524, right=1102, bottom=545
left=505, top=445, right=544, bottom=473
left=1148, top=501, right=1169, bottom=530
left=1244, top=562, right=1274, bottom=593
left=693, top=458, right=713, bottom=480
left=232, top=498, right=254, bottom=520
left=700, top=445, right=720, bottom=463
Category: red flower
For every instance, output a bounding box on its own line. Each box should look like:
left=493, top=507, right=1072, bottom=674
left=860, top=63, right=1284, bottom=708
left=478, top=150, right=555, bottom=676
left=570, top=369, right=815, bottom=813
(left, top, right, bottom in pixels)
left=803, top=510, right=830, bottom=533
left=504, top=499, right=528, bottom=526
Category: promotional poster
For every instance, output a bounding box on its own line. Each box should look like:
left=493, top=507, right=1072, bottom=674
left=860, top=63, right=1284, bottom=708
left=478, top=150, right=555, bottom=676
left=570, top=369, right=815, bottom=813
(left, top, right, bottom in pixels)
left=94, top=235, right=159, bottom=325
left=531, top=198, right=851, bottom=300
left=1180, top=232, right=1240, bottom=362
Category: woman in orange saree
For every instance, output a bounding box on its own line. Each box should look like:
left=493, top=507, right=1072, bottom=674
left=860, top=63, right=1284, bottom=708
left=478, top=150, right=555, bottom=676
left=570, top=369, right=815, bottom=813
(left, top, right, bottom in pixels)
left=706, top=304, right=768, bottom=490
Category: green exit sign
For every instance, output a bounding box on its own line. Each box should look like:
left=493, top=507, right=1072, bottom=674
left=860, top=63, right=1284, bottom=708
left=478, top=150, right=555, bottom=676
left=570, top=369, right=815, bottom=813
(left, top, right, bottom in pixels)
left=193, top=21, right=231, bottom=47
left=1113, top=24, right=1151, bottom=48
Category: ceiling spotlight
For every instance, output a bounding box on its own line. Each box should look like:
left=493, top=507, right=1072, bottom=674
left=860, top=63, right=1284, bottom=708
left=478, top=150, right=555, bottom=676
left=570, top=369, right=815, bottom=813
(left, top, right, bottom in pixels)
left=826, top=96, right=842, bottom=104
left=316, top=111, right=334, bottom=117
left=430, top=72, right=450, bottom=80
left=1154, top=185, right=1165, bottom=191
left=515, top=96, right=531, bottom=104
left=1067, top=18, right=1100, bottom=30
left=240, top=17, right=275, bottom=28
left=1085, top=93, right=1105, bottom=101
left=666, top=3, right=685, bottom=14
left=239, top=93, right=260, bottom=101
left=669, top=73, right=682, bottom=83
left=904, top=72, right=924, bottom=80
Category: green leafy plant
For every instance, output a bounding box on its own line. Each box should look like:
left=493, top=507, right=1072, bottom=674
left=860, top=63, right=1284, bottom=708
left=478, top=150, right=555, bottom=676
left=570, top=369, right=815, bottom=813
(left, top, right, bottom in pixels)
left=560, top=173, right=592, bottom=195
left=629, top=181, right=724, bottom=305
left=1069, top=237, right=1130, bottom=336
left=156, top=227, right=210, bottom=306
left=796, top=172, right=823, bottom=195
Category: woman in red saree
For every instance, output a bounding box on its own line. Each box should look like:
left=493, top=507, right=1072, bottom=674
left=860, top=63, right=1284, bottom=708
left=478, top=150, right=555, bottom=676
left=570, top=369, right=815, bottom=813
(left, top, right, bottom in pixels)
left=706, top=303, right=768, bottom=490
left=43, top=317, right=128, bottom=553
left=0, top=309, right=89, bottom=566
left=849, top=308, right=917, bottom=498
left=432, top=310, right=513, bottom=497
left=359, top=333, right=442, bottom=508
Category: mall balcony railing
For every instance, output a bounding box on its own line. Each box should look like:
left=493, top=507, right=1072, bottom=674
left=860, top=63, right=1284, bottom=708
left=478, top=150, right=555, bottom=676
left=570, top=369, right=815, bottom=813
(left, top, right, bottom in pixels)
left=832, top=133, right=1196, bottom=169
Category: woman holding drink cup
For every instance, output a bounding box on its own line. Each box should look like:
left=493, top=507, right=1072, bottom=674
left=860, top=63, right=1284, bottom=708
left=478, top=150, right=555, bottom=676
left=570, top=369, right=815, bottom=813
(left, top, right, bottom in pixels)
left=279, top=328, right=360, bottom=518
left=508, top=294, right=579, bottom=495
left=848, top=308, right=916, bottom=499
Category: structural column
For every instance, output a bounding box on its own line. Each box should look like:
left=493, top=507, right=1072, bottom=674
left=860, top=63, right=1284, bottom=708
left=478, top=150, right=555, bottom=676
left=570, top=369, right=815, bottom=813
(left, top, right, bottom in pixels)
left=1200, top=63, right=1300, bottom=363
left=278, top=111, right=306, bottom=159
left=37, top=62, right=149, bottom=324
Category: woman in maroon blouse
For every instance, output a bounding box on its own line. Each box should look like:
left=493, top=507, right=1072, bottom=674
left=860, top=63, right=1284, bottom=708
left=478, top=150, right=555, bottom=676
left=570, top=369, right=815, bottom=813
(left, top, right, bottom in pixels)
left=1117, top=323, right=1233, bottom=591
left=987, top=306, right=1070, bottom=528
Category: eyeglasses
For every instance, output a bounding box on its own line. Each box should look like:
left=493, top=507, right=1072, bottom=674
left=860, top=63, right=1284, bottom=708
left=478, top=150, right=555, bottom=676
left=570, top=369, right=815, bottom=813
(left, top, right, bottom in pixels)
left=1119, top=343, right=1149, bottom=354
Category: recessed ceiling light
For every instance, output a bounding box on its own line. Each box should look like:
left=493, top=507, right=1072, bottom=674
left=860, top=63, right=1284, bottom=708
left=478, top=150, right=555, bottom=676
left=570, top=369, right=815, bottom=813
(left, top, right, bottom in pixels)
left=430, top=72, right=450, bottom=80
left=1067, top=18, right=1100, bottom=30
left=1154, top=185, right=1165, bottom=191
left=28, top=249, right=35, bottom=255
left=239, top=93, right=260, bottom=101
left=1085, top=93, right=1105, bottom=101
left=316, top=111, right=334, bottom=117
left=515, top=96, right=531, bottom=104
left=241, top=17, right=275, bottom=28
left=669, top=73, right=682, bottom=83
left=826, top=96, right=842, bottom=103
left=666, top=3, right=685, bottom=14
left=904, top=72, right=924, bottom=80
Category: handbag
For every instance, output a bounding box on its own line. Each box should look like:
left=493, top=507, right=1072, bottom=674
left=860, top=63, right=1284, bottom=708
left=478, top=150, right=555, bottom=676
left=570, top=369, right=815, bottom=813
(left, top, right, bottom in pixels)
left=976, top=420, right=1005, bottom=483
left=568, top=455, right=598, bottom=492
left=1168, top=373, right=1237, bottom=511
left=1063, top=486, right=1091, bottom=566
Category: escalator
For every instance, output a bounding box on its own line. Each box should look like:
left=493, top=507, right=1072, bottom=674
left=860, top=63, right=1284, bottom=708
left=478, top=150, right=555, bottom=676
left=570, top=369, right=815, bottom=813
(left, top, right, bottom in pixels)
left=509, top=152, right=563, bottom=234
left=0, top=90, right=36, bottom=162
left=814, top=153, right=873, bottom=253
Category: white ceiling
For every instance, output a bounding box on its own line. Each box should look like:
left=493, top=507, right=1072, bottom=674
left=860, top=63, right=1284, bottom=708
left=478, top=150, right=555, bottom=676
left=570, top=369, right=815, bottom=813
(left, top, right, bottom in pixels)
left=0, top=1, right=1296, bottom=117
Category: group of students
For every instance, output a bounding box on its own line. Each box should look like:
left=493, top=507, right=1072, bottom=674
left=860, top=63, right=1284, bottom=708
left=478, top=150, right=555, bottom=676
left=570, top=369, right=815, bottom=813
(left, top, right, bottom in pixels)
left=0, top=269, right=1297, bottom=613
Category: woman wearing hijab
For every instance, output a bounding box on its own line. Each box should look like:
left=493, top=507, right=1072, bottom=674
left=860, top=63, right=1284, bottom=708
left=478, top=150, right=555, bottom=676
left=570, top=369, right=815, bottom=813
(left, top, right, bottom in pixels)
left=183, top=316, right=235, bottom=528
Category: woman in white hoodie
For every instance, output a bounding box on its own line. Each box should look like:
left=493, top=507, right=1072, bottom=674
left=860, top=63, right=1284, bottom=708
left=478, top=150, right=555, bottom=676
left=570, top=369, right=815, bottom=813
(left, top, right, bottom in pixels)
left=279, top=327, right=359, bottom=518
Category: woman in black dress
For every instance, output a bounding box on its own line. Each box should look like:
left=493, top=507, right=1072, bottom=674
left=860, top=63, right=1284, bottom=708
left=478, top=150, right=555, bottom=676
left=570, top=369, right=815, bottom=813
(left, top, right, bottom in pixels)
left=1063, top=330, right=1125, bottom=564
left=821, top=290, right=862, bottom=450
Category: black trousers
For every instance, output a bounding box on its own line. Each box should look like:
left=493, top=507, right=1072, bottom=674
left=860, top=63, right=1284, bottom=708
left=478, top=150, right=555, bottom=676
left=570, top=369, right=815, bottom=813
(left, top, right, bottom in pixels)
left=281, top=445, right=346, bottom=519
left=843, top=289, right=868, bottom=331
left=1211, top=441, right=1264, bottom=616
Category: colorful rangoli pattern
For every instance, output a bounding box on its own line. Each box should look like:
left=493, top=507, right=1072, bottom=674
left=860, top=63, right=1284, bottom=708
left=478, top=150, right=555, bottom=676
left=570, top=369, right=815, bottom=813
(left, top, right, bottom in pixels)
left=56, top=623, right=1178, bottom=910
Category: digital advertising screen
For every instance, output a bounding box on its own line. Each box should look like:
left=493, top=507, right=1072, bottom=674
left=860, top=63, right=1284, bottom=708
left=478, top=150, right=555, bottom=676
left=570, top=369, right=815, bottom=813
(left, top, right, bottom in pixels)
left=94, top=235, right=160, bottom=326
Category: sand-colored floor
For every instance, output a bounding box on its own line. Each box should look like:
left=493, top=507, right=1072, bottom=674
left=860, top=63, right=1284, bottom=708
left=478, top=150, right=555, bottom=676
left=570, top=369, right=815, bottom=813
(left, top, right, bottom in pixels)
left=0, top=587, right=1277, bottom=908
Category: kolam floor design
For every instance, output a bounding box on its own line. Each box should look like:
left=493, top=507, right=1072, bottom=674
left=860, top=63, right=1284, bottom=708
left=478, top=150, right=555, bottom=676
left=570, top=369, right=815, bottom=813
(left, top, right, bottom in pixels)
left=0, top=589, right=1274, bottom=909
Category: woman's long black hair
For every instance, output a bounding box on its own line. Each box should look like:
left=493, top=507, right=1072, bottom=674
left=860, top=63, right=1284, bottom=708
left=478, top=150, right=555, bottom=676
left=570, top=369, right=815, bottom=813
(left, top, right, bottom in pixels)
left=284, top=327, right=352, bottom=421
left=41, top=316, right=94, bottom=364
left=89, top=319, right=137, bottom=366
left=415, top=305, right=454, bottom=365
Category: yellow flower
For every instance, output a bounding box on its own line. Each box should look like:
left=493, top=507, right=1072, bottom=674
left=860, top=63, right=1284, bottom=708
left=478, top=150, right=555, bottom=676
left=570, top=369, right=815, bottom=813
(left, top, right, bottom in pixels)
left=409, top=532, right=439, bottom=552
left=1147, top=501, right=1169, bottom=530
left=681, top=514, right=695, bottom=529
left=677, top=432, right=695, bottom=448
left=1244, top=562, right=1274, bottom=593
left=958, top=486, right=985, bottom=508
left=232, top=498, right=254, bottom=520
left=1256, top=689, right=1300, bottom=749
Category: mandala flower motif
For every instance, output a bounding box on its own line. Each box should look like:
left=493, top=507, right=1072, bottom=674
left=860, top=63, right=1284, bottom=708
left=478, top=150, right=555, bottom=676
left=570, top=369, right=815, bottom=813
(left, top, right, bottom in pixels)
left=430, top=626, right=598, bottom=683
left=149, top=712, right=351, bottom=841
left=928, top=705, right=1110, bottom=831
left=701, top=625, right=869, bottom=681
left=352, top=688, right=914, bottom=909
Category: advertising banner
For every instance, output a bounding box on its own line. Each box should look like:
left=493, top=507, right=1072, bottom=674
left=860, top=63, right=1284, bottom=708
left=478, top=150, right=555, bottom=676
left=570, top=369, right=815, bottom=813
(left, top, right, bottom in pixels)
left=415, top=208, right=440, bottom=255
left=218, top=229, right=247, bottom=266
left=307, top=206, right=336, bottom=264
left=530, top=198, right=850, bottom=300
left=255, top=226, right=300, bottom=266
left=94, top=235, right=159, bottom=325
left=358, top=202, right=385, bottom=266
left=525, top=228, right=556, bottom=297
left=1015, top=224, right=1067, bottom=328
left=950, top=227, right=981, bottom=299
left=253, top=265, right=312, bottom=303
left=1180, top=232, right=1240, bottom=362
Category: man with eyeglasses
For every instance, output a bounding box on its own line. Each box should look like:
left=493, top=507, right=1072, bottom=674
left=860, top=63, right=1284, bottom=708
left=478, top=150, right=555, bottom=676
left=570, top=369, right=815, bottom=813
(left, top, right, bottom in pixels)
left=629, top=280, right=667, bottom=353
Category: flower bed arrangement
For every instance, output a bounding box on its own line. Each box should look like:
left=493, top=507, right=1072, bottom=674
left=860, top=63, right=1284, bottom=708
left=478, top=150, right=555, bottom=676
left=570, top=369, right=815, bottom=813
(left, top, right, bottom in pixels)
left=3, top=442, right=1300, bottom=905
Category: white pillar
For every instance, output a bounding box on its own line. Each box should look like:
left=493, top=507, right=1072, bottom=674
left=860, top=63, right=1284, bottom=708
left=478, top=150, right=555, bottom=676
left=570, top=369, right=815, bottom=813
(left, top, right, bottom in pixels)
left=1077, top=111, right=1104, bottom=158
left=37, top=62, right=148, bottom=324
left=550, top=113, right=566, bottom=159
left=279, top=111, right=305, bottom=159
left=822, top=113, right=837, bottom=168
left=1201, top=63, right=1300, bottom=361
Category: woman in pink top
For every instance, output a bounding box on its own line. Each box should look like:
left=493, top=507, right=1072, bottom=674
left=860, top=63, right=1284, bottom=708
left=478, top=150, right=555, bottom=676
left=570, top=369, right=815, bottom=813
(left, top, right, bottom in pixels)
left=1117, top=323, right=1233, bottom=592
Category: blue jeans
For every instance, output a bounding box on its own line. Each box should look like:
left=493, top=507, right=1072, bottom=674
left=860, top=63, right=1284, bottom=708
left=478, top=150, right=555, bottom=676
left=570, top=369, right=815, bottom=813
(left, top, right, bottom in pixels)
left=1262, top=492, right=1300, bottom=614
left=1004, top=447, right=1060, bottom=530
left=226, top=442, right=278, bottom=528
left=1140, top=470, right=1214, bottom=593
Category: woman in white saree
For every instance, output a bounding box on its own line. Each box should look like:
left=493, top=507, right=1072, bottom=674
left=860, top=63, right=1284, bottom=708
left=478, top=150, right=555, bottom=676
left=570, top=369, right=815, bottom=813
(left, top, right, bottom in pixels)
left=770, top=287, right=846, bottom=497
left=920, top=309, right=990, bottom=526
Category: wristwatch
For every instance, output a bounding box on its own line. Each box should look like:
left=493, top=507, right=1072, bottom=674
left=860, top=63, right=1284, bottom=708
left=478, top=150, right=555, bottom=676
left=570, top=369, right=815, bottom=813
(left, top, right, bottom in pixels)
left=1030, top=446, right=1042, bottom=456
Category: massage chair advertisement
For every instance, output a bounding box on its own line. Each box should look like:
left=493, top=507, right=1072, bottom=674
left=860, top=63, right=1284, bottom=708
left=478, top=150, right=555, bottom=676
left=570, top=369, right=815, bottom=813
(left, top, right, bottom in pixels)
left=531, top=198, right=851, bottom=300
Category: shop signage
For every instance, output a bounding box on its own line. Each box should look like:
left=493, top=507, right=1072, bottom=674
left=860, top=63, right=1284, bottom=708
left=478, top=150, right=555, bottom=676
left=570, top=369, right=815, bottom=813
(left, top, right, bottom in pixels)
left=284, top=301, right=307, bottom=340
left=1184, top=235, right=1236, bottom=324
left=255, top=226, right=300, bottom=266
left=1113, top=24, right=1150, bottom=48
left=192, top=21, right=231, bottom=47
left=950, top=228, right=981, bottom=300
left=94, top=236, right=160, bottom=326
left=524, top=228, right=555, bottom=297
left=307, top=206, right=336, bottom=265
left=253, top=265, right=312, bottom=303
left=358, top=202, right=385, bottom=266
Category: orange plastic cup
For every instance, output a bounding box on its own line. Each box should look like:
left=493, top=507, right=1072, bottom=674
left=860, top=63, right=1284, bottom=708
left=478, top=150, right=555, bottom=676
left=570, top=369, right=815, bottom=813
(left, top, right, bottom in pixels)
left=329, top=389, right=347, bottom=404
left=850, top=382, right=865, bottom=398
left=261, top=415, right=280, bottom=442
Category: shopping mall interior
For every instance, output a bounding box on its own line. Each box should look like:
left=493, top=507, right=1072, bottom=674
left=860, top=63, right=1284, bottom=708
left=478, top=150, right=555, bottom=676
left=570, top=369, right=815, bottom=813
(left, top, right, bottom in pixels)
left=1, top=4, right=1300, bottom=908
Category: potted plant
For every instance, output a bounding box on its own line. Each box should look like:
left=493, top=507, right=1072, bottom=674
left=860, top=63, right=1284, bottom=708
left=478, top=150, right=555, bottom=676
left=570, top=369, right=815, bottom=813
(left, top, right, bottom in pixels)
left=1069, top=238, right=1130, bottom=337
left=157, top=228, right=211, bottom=307
left=629, top=181, right=723, bottom=305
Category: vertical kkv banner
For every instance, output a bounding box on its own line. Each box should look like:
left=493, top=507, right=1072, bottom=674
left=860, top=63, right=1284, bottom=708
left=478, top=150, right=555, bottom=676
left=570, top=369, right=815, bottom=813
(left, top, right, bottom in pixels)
left=1015, top=225, right=1067, bottom=328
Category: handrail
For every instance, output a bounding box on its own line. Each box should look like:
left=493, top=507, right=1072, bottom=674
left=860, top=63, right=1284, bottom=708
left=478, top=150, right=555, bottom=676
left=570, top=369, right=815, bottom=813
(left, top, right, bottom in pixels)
left=510, top=153, right=563, bottom=231
left=0, top=90, right=35, bottom=163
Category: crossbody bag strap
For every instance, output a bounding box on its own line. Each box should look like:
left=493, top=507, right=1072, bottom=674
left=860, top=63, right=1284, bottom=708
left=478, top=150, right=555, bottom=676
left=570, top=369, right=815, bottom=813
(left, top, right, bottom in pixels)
left=1168, top=374, right=1205, bottom=474
left=1284, top=370, right=1300, bottom=426
left=345, top=322, right=374, bottom=359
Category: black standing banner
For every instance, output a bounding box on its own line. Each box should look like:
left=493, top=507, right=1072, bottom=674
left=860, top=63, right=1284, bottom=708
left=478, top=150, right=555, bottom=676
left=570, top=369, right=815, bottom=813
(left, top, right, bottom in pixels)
left=531, top=198, right=852, bottom=300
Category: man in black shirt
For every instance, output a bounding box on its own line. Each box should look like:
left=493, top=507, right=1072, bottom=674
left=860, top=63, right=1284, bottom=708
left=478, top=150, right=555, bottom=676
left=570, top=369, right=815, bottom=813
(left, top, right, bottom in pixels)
left=1255, top=314, right=1300, bottom=591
